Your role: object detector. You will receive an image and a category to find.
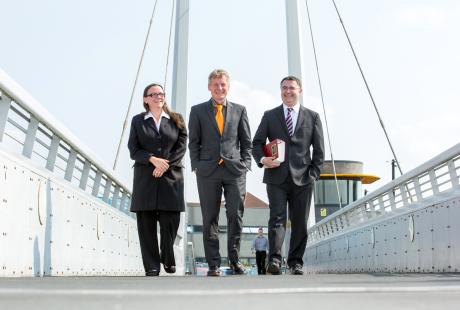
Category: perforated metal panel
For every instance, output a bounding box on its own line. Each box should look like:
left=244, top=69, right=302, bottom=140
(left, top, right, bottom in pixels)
left=305, top=192, right=460, bottom=273
left=393, top=216, right=407, bottom=272
left=432, top=203, right=450, bottom=272
left=0, top=151, right=144, bottom=276
left=448, top=198, right=460, bottom=272
left=416, top=208, right=434, bottom=272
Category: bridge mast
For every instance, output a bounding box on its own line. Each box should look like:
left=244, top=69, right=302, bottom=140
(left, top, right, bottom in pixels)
left=285, top=0, right=316, bottom=229
left=170, top=0, right=190, bottom=275
left=171, top=0, right=190, bottom=114
left=285, top=0, right=306, bottom=104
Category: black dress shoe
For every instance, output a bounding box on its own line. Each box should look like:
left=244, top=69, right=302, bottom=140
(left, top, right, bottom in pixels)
left=207, top=266, right=221, bottom=276
left=290, top=264, right=304, bottom=275
left=164, top=265, right=176, bottom=274
left=229, top=261, right=246, bottom=275
left=145, top=269, right=160, bottom=276
left=266, top=261, right=281, bottom=275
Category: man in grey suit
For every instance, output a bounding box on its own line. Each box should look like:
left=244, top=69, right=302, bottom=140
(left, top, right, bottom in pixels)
left=188, top=69, right=252, bottom=276
left=252, top=76, right=324, bottom=275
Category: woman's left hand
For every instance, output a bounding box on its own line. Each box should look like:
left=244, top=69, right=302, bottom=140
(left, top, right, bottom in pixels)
left=152, top=167, right=165, bottom=178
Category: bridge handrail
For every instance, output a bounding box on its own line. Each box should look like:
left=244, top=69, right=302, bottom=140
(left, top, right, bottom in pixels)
left=0, top=68, right=132, bottom=215
left=308, top=142, right=460, bottom=244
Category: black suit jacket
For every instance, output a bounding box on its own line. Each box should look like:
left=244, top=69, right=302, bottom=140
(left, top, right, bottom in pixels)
left=128, top=112, right=187, bottom=212
left=252, top=104, right=324, bottom=186
left=188, top=99, right=252, bottom=177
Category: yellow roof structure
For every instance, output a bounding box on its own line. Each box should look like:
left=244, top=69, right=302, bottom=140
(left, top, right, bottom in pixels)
left=320, top=173, right=380, bottom=184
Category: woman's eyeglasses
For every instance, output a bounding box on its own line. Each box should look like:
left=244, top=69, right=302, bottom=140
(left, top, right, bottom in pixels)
left=145, top=92, right=165, bottom=98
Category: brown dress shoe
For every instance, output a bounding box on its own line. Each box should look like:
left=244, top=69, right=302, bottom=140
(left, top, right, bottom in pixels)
left=266, top=261, right=281, bottom=275
left=164, top=265, right=176, bottom=274
left=229, top=261, right=246, bottom=275
left=145, top=269, right=160, bottom=276
left=290, top=264, right=304, bottom=275
left=207, top=266, right=221, bottom=276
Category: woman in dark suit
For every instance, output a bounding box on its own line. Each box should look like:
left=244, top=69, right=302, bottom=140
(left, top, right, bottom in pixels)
left=128, top=83, right=187, bottom=276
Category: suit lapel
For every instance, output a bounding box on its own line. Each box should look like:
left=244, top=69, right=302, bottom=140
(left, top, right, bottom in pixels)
left=223, top=101, right=233, bottom=136
left=144, top=116, right=160, bottom=135
left=159, top=116, right=169, bottom=136
left=293, top=105, right=306, bottom=136
left=205, top=100, right=220, bottom=135
left=276, top=104, right=290, bottom=137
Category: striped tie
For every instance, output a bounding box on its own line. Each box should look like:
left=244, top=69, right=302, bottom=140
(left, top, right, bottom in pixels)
left=286, top=107, right=294, bottom=136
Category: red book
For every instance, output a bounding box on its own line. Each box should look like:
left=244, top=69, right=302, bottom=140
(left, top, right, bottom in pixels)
left=263, top=139, right=285, bottom=164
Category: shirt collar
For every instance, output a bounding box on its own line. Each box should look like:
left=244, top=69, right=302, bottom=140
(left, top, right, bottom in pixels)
left=144, top=110, right=170, bottom=121
left=283, top=102, right=300, bottom=114
left=211, top=98, right=227, bottom=107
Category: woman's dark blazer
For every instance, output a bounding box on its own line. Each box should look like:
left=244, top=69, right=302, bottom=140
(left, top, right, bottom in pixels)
left=128, top=112, right=187, bottom=212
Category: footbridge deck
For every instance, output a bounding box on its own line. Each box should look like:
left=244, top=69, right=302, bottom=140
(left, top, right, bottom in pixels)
left=1, top=274, right=460, bottom=309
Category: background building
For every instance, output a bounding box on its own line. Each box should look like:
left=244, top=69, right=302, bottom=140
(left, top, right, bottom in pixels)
left=314, top=160, right=379, bottom=222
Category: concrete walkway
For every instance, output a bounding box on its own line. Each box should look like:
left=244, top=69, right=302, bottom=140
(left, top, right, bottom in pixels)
left=1, top=273, right=460, bottom=309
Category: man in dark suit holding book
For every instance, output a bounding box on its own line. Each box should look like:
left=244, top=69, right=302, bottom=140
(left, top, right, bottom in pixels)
left=252, top=76, right=324, bottom=275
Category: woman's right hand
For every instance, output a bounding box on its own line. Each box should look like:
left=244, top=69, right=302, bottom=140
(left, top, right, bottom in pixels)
left=152, top=167, right=165, bottom=178
left=149, top=156, right=169, bottom=171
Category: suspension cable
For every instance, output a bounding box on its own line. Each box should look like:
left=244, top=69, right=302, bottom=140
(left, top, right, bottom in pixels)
left=163, top=0, right=176, bottom=92
left=113, top=0, right=159, bottom=171
left=331, top=0, right=403, bottom=176
left=305, top=0, right=342, bottom=208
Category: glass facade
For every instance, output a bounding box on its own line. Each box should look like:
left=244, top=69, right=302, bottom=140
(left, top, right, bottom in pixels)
left=314, top=178, right=362, bottom=221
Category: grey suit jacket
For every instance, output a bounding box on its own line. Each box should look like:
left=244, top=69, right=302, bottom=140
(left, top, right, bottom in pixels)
left=252, top=104, right=324, bottom=186
left=188, top=99, right=252, bottom=177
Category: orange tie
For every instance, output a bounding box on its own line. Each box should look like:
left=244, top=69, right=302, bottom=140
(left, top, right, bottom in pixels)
left=216, top=104, right=224, bottom=165
left=215, top=104, right=224, bottom=135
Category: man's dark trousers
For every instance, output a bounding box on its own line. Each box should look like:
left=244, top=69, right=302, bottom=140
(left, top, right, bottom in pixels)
left=267, top=174, right=313, bottom=267
left=197, top=166, right=246, bottom=267
left=255, top=250, right=267, bottom=274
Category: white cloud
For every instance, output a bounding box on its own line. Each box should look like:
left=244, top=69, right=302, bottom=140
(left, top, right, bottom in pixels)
left=228, top=80, right=280, bottom=132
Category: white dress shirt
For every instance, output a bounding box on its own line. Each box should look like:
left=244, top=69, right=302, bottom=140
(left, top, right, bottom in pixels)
left=260, top=102, right=300, bottom=165
left=144, top=110, right=170, bottom=131
left=283, top=102, right=300, bottom=132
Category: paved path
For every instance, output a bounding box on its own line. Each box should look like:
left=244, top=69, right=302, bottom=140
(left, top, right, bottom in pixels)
left=1, top=273, right=460, bottom=309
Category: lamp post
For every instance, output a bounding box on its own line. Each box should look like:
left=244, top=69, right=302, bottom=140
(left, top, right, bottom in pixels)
left=391, top=159, right=396, bottom=180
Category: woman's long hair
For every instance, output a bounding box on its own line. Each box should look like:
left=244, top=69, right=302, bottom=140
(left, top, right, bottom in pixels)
left=143, top=83, right=185, bottom=129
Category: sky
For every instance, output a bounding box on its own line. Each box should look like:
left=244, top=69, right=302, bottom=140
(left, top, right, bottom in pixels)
left=1, top=0, right=459, bottom=203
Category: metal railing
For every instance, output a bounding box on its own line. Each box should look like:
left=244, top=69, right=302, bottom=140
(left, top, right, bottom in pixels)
left=0, top=69, right=132, bottom=216
left=308, top=143, right=460, bottom=245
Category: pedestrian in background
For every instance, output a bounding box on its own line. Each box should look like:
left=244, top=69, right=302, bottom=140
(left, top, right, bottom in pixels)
left=251, top=227, right=268, bottom=275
